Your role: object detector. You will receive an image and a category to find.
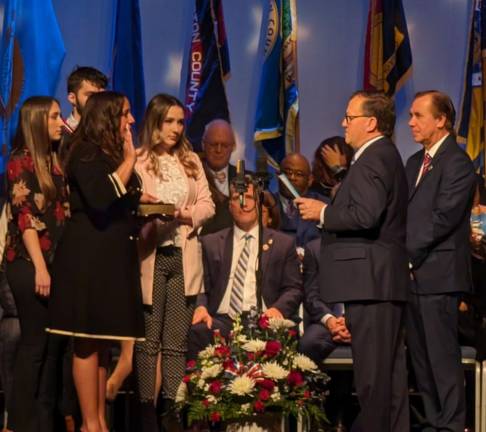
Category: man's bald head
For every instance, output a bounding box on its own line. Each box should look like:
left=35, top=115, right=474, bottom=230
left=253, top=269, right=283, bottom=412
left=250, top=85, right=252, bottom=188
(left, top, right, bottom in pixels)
left=280, top=153, right=312, bottom=198
left=202, top=119, right=236, bottom=171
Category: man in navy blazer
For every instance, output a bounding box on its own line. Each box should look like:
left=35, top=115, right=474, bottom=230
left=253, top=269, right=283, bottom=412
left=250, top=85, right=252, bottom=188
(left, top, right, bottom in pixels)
left=187, top=182, right=303, bottom=359
left=406, top=90, right=476, bottom=432
left=295, top=91, right=410, bottom=432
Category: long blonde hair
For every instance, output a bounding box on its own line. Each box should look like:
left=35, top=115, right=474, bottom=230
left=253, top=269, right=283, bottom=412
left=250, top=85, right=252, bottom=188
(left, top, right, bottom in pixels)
left=138, top=94, right=198, bottom=179
left=11, top=96, right=60, bottom=203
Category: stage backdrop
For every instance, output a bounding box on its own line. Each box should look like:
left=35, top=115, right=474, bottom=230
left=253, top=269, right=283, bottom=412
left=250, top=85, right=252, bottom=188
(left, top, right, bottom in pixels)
left=44, top=0, right=473, bottom=167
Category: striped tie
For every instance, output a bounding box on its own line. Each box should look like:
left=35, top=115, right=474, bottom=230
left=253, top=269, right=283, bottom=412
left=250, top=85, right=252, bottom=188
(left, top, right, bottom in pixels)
left=229, top=234, right=251, bottom=318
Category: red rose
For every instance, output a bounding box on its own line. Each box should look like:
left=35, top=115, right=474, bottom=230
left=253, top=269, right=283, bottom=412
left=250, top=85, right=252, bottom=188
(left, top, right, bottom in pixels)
left=247, top=352, right=255, bottom=361
left=287, top=370, right=304, bottom=387
left=39, top=234, right=52, bottom=251
left=257, top=379, right=275, bottom=391
left=303, top=390, right=311, bottom=399
left=186, top=359, right=196, bottom=369
left=288, top=329, right=298, bottom=338
left=215, top=345, right=231, bottom=358
left=210, top=411, right=221, bottom=423
left=182, top=375, right=191, bottom=383
left=209, top=380, right=222, bottom=395
left=202, top=399, right=210, bottom=408
left=258, top=389, right=271, bottom=401
left=264, top=340, right=282, bottom=357
left=254, top=400, right=265, bottom=413
left=258, top=315, right=269, bottom=329
left=6, top=248, right=15, bottom=262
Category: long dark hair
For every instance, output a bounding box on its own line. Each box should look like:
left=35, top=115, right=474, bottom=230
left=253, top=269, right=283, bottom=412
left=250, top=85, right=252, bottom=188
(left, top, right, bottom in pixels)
left=11, top=96, right=60, bottom=203
left=65, top=91, right=126, bottom=167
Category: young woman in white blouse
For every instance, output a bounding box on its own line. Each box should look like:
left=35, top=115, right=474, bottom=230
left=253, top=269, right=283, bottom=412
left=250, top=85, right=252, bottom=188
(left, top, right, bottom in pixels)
left=133, top=93, right=214, bottom=430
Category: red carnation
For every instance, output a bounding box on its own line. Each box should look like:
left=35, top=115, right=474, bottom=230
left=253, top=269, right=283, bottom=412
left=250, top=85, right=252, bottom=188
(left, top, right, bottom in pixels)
left=288, top=329, right=298, bottom=338
left=186, top=359, right=196, bottom=369
left=182, top=375, right=191, bottom=383
left=202, top=399, right=210, bottom=408
left=223, top=359, right=235, bottom=371
left=264, top=340, right=281, bottom=357
left=258, top=389, right=271, bottom=401
left=209, top=380, right=222, bottom=395
left=303, top=390, right=311, bottom=399
left=287, top=370, right=304, bottom=387
left=258, top=315, right=269, bottom=329
left=257, top=379, right=275, bottom=391
left=254, top=400, right=265, bottom=412
left=247, top=352, right=255, bottom=361
left=210, top=411, right=221, bottom=423
left=215, top=345, right=231, bottom=358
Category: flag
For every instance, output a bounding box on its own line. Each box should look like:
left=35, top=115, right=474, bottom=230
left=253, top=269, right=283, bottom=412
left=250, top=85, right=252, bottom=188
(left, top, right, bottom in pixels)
left=253, top=0, right=299, bottom=165
left=184, top=0, right=231, bottom=152
left=111, top=0, right=146, bottom=129
left=363, top=0, right=412, bottom=96
left=0, top=0, right=65, bottom=169
left=457, top=0, right=486, bottom=173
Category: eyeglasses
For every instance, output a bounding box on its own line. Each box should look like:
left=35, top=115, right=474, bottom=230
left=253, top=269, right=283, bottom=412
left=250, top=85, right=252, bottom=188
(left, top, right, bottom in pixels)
left=282, top=168, right=308, bottom=179
left=344, top=114, right=372, bottom=123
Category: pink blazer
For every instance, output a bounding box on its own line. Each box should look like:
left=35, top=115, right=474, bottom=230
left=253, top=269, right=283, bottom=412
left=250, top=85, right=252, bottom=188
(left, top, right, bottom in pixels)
left=135, top=152, right=215, bottom=304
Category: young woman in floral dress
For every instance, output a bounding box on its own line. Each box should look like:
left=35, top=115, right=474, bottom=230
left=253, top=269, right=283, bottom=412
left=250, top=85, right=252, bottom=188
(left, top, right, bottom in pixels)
left=4, top=96, right=69, bottom=432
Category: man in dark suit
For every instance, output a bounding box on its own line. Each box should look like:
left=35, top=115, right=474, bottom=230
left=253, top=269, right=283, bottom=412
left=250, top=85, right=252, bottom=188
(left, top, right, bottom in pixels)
left=276, top=153, right=327, bottom=257
left=295, top=91, right=409, bottom=432
left=406, top=90, right=475, bottom=431
left=200, top=119, right=237, bottom=235
left=187, top=182, right=303, bottom=359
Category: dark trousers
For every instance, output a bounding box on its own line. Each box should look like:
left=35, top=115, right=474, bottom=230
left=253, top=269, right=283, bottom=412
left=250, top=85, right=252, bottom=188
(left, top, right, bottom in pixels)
left=187, top=314, right=233, bottom=360
left=406, top=292, right=465, bottom=432
left=346, top=301, right=409, bottom=432
left=6, top=259, right=61, bottom=432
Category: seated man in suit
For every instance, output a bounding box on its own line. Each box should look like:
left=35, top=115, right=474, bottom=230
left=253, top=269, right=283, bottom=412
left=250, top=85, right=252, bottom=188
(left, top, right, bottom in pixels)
left=276, top=153, right=327, bottom=257
left=298, top=238, right=350, bottom=363
left=200, top=119, right=237, bottom=235
left=187, top=181, right=303, bottom=359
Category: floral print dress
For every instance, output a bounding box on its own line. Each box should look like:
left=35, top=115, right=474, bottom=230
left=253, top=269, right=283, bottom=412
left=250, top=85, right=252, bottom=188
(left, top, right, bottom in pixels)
left=5, top=149, right=69, bottom=265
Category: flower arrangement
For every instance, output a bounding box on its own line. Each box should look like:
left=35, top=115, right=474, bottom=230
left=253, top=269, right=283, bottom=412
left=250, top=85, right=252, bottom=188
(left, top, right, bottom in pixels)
left=176, top=311, right=329, bottom=428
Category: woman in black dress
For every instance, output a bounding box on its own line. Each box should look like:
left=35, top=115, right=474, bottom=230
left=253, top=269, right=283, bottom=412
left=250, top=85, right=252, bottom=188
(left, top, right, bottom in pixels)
left=5, top=96, right=68, bottom=431
left=48, top=91, right=153, bottom=432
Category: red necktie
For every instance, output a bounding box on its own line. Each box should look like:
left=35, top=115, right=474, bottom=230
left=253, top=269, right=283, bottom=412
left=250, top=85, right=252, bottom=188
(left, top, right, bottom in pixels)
left=420, top=152, right=432, bottom=180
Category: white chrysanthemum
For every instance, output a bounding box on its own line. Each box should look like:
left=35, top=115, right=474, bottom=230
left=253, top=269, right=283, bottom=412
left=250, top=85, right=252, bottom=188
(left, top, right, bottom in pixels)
left=240, top=403, right=251, bottom=414
left=293, top=354, right=318, bottom=372
left=198, top=345, right=216, bottom=359
left=197, top=379, right=205, bottom=389
left=261, top=361, right=289, bottom=380
left=175, top=382, right=187, bottom=403
left=271, top=390, right=281, bottom=401
left=201, top=364, right=223, bottom=380
left=207, top=394, right=217, bottom=403
left=268, top=317, right=296, bottom=330
left=228, top=375, right=255, bottom=396
left=236, top=334, right=248, bottom=344
left=242, top=339, right=266, bottom=353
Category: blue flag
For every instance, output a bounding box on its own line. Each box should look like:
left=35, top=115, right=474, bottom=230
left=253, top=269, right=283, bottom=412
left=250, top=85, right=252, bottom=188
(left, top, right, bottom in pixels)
left=457, top=0, right=486, bottom=173
left=184, top=0, right=231, bottom=152
left=253, top=0, right=299, bottom=165
left=111, top=0, right=146, bottom=129
left=0, top=0, right=65, bottom=169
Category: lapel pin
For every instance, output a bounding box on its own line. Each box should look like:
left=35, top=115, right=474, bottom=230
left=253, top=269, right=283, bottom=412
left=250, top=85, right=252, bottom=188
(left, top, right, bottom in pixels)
left=268, top=239, right=273, bottom=245
left=262, top=244, right=270, bottom=251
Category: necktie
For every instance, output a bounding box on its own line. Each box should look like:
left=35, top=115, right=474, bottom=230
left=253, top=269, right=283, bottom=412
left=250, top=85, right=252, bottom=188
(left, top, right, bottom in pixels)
left=420, top=152, right=432, bottom=180
left=213, top=170, right=226, bottom=184
left=229, top=234, right=251, bottom=318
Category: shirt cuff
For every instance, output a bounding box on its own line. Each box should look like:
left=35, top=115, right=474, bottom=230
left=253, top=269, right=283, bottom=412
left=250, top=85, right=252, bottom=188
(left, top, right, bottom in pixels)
left=321, top=313, right=334, bottom=327
left=109, top=172, right=127, bottom=198
left=317, top=205, right=326, bottom=228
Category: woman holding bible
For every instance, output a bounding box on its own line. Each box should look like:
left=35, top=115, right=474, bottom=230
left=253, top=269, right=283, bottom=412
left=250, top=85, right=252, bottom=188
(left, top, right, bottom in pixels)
left=134, top=93, right=214, bottom=431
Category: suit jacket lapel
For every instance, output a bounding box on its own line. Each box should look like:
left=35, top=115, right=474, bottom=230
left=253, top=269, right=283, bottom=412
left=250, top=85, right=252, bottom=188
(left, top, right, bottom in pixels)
left=259, top=229, right=272, bottom=298
left=218, top=229, right=234, bottom=302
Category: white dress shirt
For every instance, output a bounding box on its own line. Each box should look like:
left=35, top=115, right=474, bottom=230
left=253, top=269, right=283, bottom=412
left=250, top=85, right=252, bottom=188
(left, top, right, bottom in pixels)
left=217, top=224, right=267, bottom=314
left=210, top=166, right=229, bottom=197
left=414, top=133, right=449, bottom=186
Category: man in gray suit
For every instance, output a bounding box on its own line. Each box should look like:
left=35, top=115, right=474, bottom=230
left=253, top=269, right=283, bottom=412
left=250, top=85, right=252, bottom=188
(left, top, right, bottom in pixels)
left=295, top=91, right=410, bottom=432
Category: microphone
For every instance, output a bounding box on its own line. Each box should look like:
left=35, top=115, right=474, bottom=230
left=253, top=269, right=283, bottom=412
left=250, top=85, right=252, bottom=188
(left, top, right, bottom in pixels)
left=255, top=149, right=270, bottom=188
left=233, top=159, right=247, bottom=207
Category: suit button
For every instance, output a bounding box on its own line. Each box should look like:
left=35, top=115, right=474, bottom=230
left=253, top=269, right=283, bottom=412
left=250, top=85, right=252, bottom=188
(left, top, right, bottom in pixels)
left=129, top=236, right=134, bottom=240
